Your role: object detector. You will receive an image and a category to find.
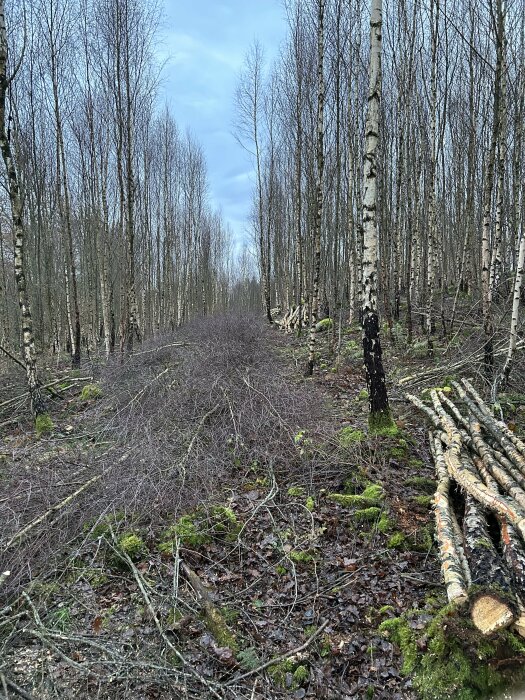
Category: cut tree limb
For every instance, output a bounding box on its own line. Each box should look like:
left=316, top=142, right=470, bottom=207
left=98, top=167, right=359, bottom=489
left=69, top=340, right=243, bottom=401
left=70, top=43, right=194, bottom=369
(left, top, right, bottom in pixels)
left=463, top=495, right=518, bottom=634
left=430, top=432, right=469, bottom=604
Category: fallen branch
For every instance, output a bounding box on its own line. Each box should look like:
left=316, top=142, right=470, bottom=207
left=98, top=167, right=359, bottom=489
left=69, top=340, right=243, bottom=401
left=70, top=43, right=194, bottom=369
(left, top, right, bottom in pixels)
left=225, top=619, right=329, bottom=686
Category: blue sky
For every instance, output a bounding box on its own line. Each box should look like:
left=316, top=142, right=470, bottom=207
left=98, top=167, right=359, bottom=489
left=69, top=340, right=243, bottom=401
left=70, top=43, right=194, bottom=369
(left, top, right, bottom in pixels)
left=158, top=1, right=287, bottom=249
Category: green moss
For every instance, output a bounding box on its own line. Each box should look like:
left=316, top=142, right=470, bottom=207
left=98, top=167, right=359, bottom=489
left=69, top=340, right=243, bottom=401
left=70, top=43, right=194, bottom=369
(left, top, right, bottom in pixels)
left=338, top=426, right=365, bottom=447
left=275, top=564, right=287, bottom=576
left=377, top=513, right=392, bottom=533
left=83, top=569, right=109, bottom=588
left=373, top=423, right=401, bottom=438
left=269, top=658, right=295, bottom=687
left=118, top=533, right=145, bottom=561
left=220, top=606, right=240, bottom=624
left=405, top=476, right=436, bottom=493
left=379, top=616, right=418, bottom=674
left=358, top=388, right=369, bottom=400
left=80, top=383, right=102, bottom=400
left=269, top=659, right=309, bottom=689
left=410, top=524, right=434, bottom=551
left=378, top=603, right=525, bottom=699
left=389, top=446, right=407, bottom=459
left=86, top=512, right=125, bottom=539
left=204, top=605, right=238, bottom=651
left=413, top=495, right=433, bottom=508
left=35, top=413, right=54, bottom=436
left=159, top=505, right=241, bottom=552
left=289, top=549, right=314, bottom=564
left=287, top=485, right=305, bottom=497
left=343, top=471, right=369, bottom=494
left=354, top=506, right=381, bottom=522
left=408, top=458, right=425, bottom=468
left=388, top=532, right=406, bottom=549
left=316, top=317, right=333, bottom=330
left=293, top=665, right=309, bottom=684
left=368, top=410, right=395, bottom=433
left=378, top=605, right=394, bottom=616
left=305, top=496, right=315, bottom=511
left=329, top=483, right=383, bottom=509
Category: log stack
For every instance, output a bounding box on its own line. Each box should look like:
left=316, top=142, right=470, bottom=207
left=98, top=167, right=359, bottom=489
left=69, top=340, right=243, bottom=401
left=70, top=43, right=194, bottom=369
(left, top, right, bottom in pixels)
left=407, top=379, right=525, bottom=636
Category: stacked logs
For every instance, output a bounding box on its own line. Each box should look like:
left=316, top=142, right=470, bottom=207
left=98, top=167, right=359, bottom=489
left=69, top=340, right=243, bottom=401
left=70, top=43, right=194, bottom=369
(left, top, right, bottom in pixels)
left=407, top=379, right=525, bottom=636
left=277, top=305, right=308, bottom=333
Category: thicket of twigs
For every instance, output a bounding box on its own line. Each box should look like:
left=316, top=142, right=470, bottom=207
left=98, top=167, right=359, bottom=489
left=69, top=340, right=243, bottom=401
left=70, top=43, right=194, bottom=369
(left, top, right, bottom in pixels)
left=0, top=316, right=330, bottom=603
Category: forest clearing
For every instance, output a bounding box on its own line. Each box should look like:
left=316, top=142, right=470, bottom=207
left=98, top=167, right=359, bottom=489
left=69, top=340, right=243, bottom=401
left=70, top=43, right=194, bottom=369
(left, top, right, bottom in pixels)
left=1, top=0, right=525, bottom=698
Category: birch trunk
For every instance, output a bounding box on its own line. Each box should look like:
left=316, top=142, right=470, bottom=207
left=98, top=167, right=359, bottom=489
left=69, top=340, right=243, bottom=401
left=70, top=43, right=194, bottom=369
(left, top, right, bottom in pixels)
left=481, top=0, right=504, bottom=376
left=0, top=0, right=45, bottom=417
left=361, top=0, right=390, bottom=427
left=306, top=0, right=324, bottom=376
left=500, top=231, right=525, bottom=386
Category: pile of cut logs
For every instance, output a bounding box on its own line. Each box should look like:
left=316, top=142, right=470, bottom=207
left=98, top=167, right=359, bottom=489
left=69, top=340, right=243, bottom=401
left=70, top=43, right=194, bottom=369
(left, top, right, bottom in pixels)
left=408, top=379, right=525, bottom=637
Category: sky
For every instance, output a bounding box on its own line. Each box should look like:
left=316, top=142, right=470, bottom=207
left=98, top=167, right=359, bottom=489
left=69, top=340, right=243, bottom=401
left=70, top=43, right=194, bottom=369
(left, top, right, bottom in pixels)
left=157, top=0, right=287, bottom=251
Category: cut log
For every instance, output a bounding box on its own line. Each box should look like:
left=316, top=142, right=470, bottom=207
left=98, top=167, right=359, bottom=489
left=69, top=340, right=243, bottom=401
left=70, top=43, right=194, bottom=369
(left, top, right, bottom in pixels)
left=469, top=419, right=525, bottom=510
left=463, top=496, right=518, bottom=635
left=430, top=432, right=469, bottom=604
left=514, top=600, right=525, bottom=639
left=462, top=378, right=525, bottom=459
left=452, top=381, right=525, bottom=476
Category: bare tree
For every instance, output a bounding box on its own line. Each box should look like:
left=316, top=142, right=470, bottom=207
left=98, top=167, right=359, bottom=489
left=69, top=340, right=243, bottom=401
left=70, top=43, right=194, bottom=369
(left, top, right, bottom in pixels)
left=0, top=0, right=45, bottom=416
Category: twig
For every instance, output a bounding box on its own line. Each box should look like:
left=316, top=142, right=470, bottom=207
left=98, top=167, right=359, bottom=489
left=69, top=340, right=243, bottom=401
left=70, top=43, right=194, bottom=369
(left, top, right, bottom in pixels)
left=3, top=449, right=131, bottom=550
left=3, top=473, right=102, bottom=550
left=226, top=619, right=329, bottom=685
left=0, top=343, right=25, bottom=371
left=1, top=675, right=36, bottom=700
left=132, top=342, right=191, bottom=356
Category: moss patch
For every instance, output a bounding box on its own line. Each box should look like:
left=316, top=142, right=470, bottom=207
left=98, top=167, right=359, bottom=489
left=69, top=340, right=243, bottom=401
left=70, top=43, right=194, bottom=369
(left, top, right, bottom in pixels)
left=376, top=513, right=392, bottom=533
left=117, top=533, right=146, bottom=561
left=379, top=604, right=525, bottom=699
left=387, top=532, right=406, bottom=549
left=35, top=413, right=54, bottom=437
left=354, top=506, right=381, bottom=522
left=405, top=476, right=436, bottom=494
left=287, top=485, right=305, bottom=497
left=80, top=383, right=102, bottom=400
left=159, top=505, right=241, bottom=552
left=338, top=426, right=365, bottom=447
left=203, top=605, right=238, bottom=652
left=368, top=409, right=395, bottom=433
left=328, top=483, right=383, bottom=509
left=412, top=495, right=433, bottom=508
left=269, top=659, right=309, bottom=689
left=289, top=549, right=314, bottom=565
left=305, top=496, right=315, bottom=511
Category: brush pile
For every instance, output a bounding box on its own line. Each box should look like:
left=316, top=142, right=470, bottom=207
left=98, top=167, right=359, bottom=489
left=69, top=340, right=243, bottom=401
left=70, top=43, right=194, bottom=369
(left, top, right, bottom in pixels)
left=407, top=379, right=525, bottom=637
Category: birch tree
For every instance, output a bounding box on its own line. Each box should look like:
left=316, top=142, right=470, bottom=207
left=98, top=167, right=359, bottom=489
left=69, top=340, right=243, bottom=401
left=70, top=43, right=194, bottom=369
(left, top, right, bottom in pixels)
left=0, top=0, right=45, bottom=417
left=361, top=0, right=391, bottom=428
left=306, top=0, right=325, bottom=376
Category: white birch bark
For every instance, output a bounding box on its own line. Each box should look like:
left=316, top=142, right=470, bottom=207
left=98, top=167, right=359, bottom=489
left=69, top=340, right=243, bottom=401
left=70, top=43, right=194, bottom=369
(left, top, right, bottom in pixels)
left=361, top=0, right=390, bottom=425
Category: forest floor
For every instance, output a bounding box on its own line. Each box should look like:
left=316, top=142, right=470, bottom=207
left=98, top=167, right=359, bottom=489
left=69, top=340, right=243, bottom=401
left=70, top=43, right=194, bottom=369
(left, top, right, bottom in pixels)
left=1, top=315, right=524, bottom=699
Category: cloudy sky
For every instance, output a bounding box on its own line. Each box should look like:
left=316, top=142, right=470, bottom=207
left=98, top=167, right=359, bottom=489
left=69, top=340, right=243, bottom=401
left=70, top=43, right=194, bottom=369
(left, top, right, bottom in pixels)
left=158, top=1, right=287, bottom=250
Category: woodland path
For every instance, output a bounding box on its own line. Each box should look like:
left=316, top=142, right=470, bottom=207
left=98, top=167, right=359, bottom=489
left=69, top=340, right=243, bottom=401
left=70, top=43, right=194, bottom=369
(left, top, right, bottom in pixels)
left=0, top=316, right=465, bottom=700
